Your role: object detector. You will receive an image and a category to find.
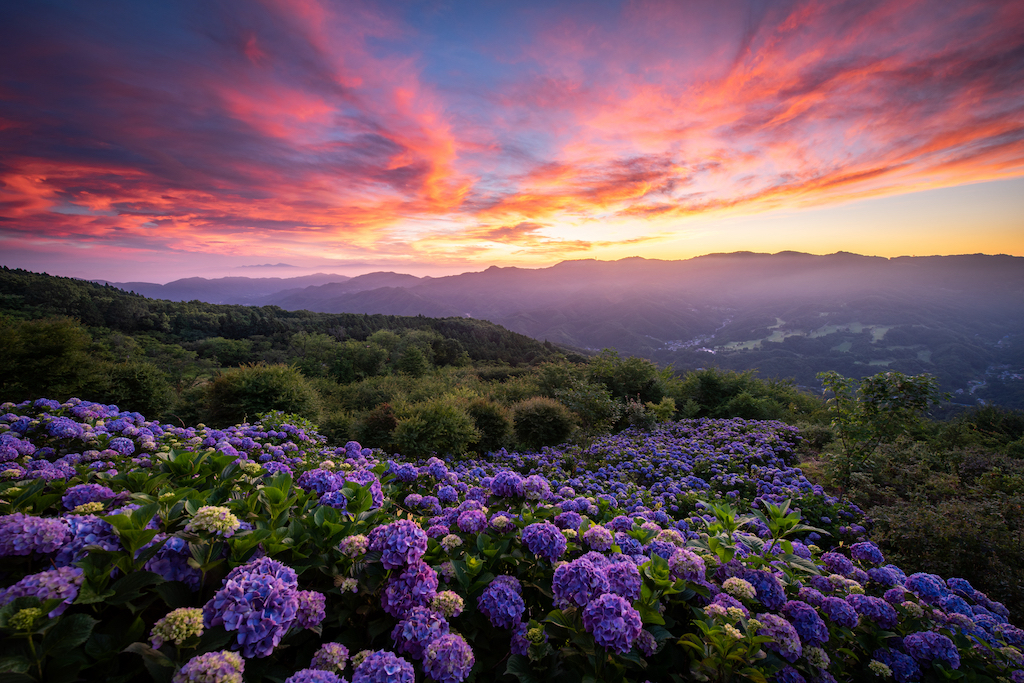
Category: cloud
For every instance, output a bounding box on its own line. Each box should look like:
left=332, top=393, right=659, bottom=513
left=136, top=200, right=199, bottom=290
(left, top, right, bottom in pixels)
left=236, top=263, right=298, bottom=268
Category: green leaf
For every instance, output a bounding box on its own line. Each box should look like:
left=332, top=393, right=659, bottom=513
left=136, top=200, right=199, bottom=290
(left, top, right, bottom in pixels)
left=504, top=654, right=541, bottom=683
left=41, top=613, right=98, bottom=657
left=108, top=571, right=164, bottom=605
left=0, top=658, right=30, bottom=675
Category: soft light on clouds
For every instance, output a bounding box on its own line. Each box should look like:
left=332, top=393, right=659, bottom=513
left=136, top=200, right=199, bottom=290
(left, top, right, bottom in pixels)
left=0, top=0, right=1021, bottom=282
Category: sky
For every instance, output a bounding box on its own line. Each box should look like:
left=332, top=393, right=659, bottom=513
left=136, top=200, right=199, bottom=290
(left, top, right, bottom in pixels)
left=1, top=0, right=1022, bottom=283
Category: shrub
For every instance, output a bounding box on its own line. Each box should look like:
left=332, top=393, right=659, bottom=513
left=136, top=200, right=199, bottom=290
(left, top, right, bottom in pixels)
left=392, top=398, right=478, bottom=457
left=94, top=360, right=174, bottom=418
left=206, top=363, right=321, bottom=426
left=465, top=397, right=512, bottom=453
left=352, top=403, right=399, bottom=451
left=512, top=397, right=575, bottom=451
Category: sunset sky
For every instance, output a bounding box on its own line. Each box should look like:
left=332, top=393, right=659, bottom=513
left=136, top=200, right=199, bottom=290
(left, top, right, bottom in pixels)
left=1, top=0, right=1022, bottom=282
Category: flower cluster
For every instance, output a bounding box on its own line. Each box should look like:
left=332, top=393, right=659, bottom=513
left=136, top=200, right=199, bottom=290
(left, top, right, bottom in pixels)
left=173, top=650, right=244, bottom=683
left=151, top=607, right=205, bottom=648
left=185, top=506, right=241, bottom=538
left=582, top=593, right=643, bottom=654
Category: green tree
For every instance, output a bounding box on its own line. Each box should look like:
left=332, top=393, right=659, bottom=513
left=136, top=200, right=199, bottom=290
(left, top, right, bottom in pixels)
left=392, top=398, right=479, bottom=457
left=0, top=316, right=104, bottom=401
left=466, top=397, right=513, bottom=453
left=817, top=370, right=943, bottom=495
left=205, top=363, right=321, bottom=426
left=512, top=397, right=576, bottom=451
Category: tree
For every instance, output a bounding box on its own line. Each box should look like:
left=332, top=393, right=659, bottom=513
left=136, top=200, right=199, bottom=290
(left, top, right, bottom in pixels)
left=817, top=370, right=943, bottom=495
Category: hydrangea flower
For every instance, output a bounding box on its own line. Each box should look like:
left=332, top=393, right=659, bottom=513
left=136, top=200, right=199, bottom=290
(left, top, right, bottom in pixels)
left=0, top=566, right=84, bottom=616
left=583, top=525, right=613, bottom=551
left=821, top=552, right=855, bottom=577
left=391, top=606, right=449, bottom=660
left=345, top=469, right=384, bottom=509
left=0, top=513, right=69, bottom=556
left=850, top=541, right=884, bottom=565
left=781, top=601, right=828, bottom=646
left=381, top=560, right=438, bottom=618
left=173, top=650, right=244, bottom=683
left=820, top=595, right=859, bottom=629
left=284, top=670, right=342, bottom=683
left=108, top=436, right=135, bottom=455
left=602, top=561, right=642, bottom=602
left=904, top=630, right=960, bottom=670
left=582, top=593, right=643, bottom=654
left=905, top=573, right=948, bottom=605
left=456, top=509, right=487, bottom=534
left=61, top=483, right=115, bottom=510
left=203, top=556, right=299, bottom=658
left=755, top=613, right=802, bottom=663
left=553, top=557, right=610, bottom=609
left=297, top=468, right=343, bottom=496
left=339, top=534, right=369, bottom=558
left=144, top=535, right=201, bottom=590
left=722, top=577, right=756, bottom=601
left=351, top=650, right=414, bottom=683
left=424, top=633, right=475, bottom=683
left=319, top=490, right=347, bottom=510
left=296, top=590, right=327, bottom=629
left=311, top=642, right=349, bottom=672
left=431, top=590, right=465, bottom=617
left=185, top=506, right=241, bottom=538
left=478, top=576, right=526, bottom=628
left=846, top=594, right=898, bottom=630
left=151, top=607, right=204, bottom=648
left=491, top=470, right=524, bottom=497
left=375, top=519, right=428, bottom=570
left=668, top=548, right=706, bottom=582
left=521, top=522, right=567, bottom=563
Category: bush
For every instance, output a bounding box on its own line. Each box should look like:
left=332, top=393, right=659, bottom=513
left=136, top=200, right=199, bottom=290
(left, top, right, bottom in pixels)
left=512, top=397, right=575, bottom=451
left=94, top=360, right=174, bottom=418
left=205, top=363, right=321, bottom=426
left=465, top=397, right=513, bottom=453
left=352, top=402, right=399, bottom=451
left=392, top=398, right=479, bottom=457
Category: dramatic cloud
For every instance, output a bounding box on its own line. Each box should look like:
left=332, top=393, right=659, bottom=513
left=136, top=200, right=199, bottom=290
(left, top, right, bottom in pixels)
left=0, top=0, right=1021, bottom=279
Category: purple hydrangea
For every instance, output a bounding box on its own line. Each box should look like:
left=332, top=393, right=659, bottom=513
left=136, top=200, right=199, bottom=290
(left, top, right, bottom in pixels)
left=424, top=633, right=474, bottom=683
left=850, top=541, right=884, bottom=565
left=284, top=670, right=341, bottom=683
left=61, top=483, right=116, bottom=510
left=477, top=577, right=526, bottom=628
left=554, top=511, right=583, bottom=530
left=521, top=522, right=567, bottom=563
left=742, top=569, right=786, bottom=611
left=391, top=606, right=449, bottom=660
left=773, top=666, right=806, bottom=683
left=437, top=485, right=458, bottom=504
left=522, top=474, right=551, bottom=500
left=868, top=566, right=902, bottom=587
left=668, top=548, right=705, bottom=582
left=319, top=490, right=348, bottom=510
left=873, top=647, right=922, bottom=683
left=583, top=525, right=613, bottom=551
left=781, top=600, right=829, bottom=646
left=846, top=594, right=898, bottom=630
left=0, top=566, right=84, bottom=616
left=490, top=470, right=524, bottom=497
left=582, top=593, right=643, bottom=654
left=296, top=590, right=327, bottom=629
left=297, top=468, right=343, bottom=496
left=553, top=557, right=610, bottom=609
left=381, top=560, right=438, bottom=618
left=203, top=556, right=299, bottom=658
left=375, top=519, right=428, bottom=570
left=756, top=612, right=802, bottom=663
left=796, top=587, right=825, bottom=607
left=456, top=509, right=487, bottom=534
left=904, top=630, right=960, bottom=670
left=47, top=417, right=85, bottom=439
left=108, top=436, right=135, bottom=455
left=352, top=650, right=415, bottom=683
left=820, top=552, right=855, bottom=577
left=602, top=561, right=642, bottom=602
left=173, top=650, right=244, bottom=683
left=0, top=513, right=69, bottom=556
left=310, top=642, right=349, bottom=672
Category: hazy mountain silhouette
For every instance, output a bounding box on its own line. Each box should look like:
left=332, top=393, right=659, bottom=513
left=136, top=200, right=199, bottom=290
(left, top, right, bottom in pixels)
left=96, top=273, right=350, bottom=305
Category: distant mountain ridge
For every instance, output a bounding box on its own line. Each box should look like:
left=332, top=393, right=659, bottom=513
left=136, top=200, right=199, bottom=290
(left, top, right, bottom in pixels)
left=95, top=252, right=1024, bottom=405
left=95, top=273, right=351, bottom=305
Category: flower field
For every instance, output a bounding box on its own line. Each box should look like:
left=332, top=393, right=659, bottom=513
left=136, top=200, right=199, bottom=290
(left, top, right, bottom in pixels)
left=1, top=398, right=1022, bottom=683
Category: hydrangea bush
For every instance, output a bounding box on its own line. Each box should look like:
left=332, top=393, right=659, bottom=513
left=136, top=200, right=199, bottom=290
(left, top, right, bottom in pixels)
left=0, top=397, right=1022, bottom=682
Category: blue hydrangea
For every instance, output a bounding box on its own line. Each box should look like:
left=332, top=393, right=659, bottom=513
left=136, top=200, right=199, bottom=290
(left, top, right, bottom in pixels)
left=0, top=513, right=69, bottom=556
left=391, top=606, right=449, bottom=660
left=437, top=485, right=458, bottom=504
left=868, top=566, right=902, bottom=587
left=477, top=577, right=526, bottom=628
left=742, top=569, right=786, bottom=611
left=284, top=670, right=341, bottom=683
left=319, top=490, right=347, bottom=510
left=820, top=552, right=854, bottom=577
left=388, top=462, right=419, bottom=483
left=583, top=525, right=613, bottom=551
left=144, top=535, right=201, bottom=590
left=553, top=557, right=610, bottom=609
left=904, top=630, right=960, bottom=670
left=47, top=417, right=85, bottom=439
left=203, top=556, right=299, bottom=658
left=554, top=511, right=583, bottom=530
left=346, top=469, right=384, bottom=509
left=819, top=596, right=859, bottom=629
left=521, top=522, right=567, bottom=563
left=381, top=560, right=438, bottom=618
left=424, top=633, right=474, bottom=683
left=846, top=594, right=898, bottom=630
left=850, top=541, right=884, bottom=564
left=796, top=587, right=825, bottom=607
left=582, top=593, right=643, bottom=654
left=352, top=650, right=414, bottom=683
left=456, top=509, right=487, bottom=534
left=781, top=600, right=828, bottom=646
left=773, top=666, right=806, bottom=683
left=905, top=573, right=948, bottom=605
left=522, top=474, right=551, bottom=500
left=873, top=648, right=922, bottom=683
left=108, top=436, right=135, bottom=455
left=296, top=590, right=327, bottom=629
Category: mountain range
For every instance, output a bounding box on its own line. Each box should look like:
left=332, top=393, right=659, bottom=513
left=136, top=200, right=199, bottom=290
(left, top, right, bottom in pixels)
left=100, top=252, right=1024, bottom=406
